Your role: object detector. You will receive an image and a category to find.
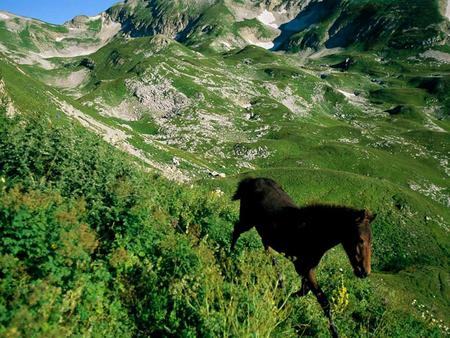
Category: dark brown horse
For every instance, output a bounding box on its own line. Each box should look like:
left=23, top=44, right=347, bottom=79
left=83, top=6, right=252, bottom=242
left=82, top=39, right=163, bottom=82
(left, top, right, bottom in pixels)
left=231, top=177, right=375, bottom=338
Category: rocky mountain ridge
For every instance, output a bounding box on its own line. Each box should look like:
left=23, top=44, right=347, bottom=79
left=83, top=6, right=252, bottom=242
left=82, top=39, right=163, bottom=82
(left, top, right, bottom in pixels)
left=1, top=0, right=449, bottom=70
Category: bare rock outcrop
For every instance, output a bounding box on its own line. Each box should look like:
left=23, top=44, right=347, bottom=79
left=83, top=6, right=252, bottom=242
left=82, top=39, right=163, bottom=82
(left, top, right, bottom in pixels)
left=126, top=74, right=190, bottom=119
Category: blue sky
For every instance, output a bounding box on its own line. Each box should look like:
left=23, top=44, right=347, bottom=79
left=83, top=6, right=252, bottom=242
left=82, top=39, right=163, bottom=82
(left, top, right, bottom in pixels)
left=0, top=0, right=123, bottom=24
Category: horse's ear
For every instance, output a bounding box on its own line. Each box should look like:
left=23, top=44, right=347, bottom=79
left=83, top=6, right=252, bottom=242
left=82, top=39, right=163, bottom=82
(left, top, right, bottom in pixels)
left=355, top=210, right=365, bottom=224
left=365, top=210, right=377, bottom=223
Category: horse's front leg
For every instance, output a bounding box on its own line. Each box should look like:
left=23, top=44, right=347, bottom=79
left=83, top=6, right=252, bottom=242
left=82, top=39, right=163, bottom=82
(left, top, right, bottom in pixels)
left=303, top=269, right=339, bottom=338
left=231, top=219, right=253, bottom=250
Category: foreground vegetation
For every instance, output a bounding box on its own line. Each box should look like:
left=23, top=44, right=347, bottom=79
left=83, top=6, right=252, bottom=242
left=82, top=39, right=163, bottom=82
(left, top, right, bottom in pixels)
left=1, top=107, right=448, bottom=337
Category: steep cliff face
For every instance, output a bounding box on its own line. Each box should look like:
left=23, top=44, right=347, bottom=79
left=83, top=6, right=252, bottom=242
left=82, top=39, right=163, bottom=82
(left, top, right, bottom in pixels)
left=104, top=0, right=448, bottom=54
left=106, top=0, right=215, bottom=38
left=105, top=0, right=280, bottom=51
left=274, top=0, right=447, bottom=52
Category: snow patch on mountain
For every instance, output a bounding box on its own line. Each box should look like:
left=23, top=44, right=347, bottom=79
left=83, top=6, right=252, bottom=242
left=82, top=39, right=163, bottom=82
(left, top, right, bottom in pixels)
left=257, top=10, right=279, bottom=29
left=0, top=12, right=10, bottom=20
left=251, top=41, right=274, bottom=49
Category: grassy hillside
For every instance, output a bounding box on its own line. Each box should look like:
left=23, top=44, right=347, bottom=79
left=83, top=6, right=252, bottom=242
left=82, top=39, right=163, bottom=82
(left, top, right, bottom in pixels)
left=1, top=0, right=449, bottom=336
left=0, top=102, right=449, bottom=336
left=22, top=36, right=448, bottom=182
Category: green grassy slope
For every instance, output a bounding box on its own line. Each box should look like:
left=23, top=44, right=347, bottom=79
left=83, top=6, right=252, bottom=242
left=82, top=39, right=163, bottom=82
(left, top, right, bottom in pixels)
left=1, top=105, right=449, bottom=337
left=0, top=0, right=449, bottom=336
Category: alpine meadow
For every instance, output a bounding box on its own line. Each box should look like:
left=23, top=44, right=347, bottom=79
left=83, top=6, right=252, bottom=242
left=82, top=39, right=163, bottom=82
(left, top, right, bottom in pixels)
left=0, top=0, right=449, bottom=337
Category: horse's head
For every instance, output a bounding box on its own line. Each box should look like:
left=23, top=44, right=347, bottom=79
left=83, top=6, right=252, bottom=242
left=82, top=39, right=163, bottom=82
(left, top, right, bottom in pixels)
left=343, top=210, right=376, bottom=278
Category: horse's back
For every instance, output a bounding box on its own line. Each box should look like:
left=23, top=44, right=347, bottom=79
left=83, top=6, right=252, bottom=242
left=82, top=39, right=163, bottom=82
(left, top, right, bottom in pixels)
left=299, top=204, right=363, bottom=222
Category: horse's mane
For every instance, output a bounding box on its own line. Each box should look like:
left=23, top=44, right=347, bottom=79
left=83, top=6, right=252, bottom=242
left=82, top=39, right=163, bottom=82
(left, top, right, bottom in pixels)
left=232, top=177, right=282, bottom=200
left=232, top=177, right=253, bottom=200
